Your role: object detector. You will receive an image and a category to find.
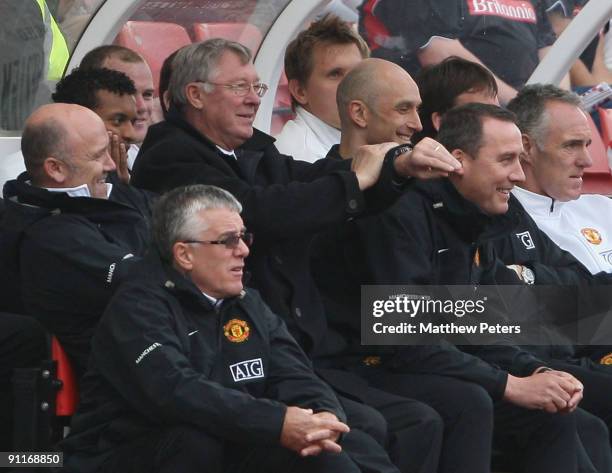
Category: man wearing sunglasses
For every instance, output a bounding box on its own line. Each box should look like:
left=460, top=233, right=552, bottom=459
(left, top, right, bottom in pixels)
left=62, top=184, right=401, bottom=473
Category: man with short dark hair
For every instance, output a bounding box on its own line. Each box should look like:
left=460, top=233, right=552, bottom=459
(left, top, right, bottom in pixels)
left=414, top=56, right=499, bottom=142
left=80, top=45, right=157, bottom=168
left=0, top=103, right=154, bottom=376
left=275, top=14, right=370, bottom=162
left=53, top=67, right=139, bottom=179
left=61, top=184, right=398, bottom=473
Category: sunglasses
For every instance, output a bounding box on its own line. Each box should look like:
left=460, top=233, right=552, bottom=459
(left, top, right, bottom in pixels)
left=183, top=232, right=253, bottom=249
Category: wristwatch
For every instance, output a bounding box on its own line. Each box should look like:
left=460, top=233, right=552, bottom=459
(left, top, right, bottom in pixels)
left=521, top=265, right=535, bottom=285
left=507, top=264, right=535, bottom=285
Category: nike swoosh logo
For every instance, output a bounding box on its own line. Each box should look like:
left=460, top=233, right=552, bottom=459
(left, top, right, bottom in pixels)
left=188, top=330, right=199, bottom=336
left=437, top=248, right=449, bottom=254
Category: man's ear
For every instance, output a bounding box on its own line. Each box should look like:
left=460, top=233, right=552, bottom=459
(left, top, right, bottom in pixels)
left=451, top=149, right=469, bottom=170
left=173, top=242, right=194, bottom=272
left=288, top=78, right=308, bottom=106
left=43, top=157, right=69, bottom=185
left=521, top=133, right=536, bottom=164
left=349, top=100, right=368, bottom=129
left=431, top=112, right=443, bottom=132
left=451, top=149, right=465, bottom=162
left=185, top=83, right=206, bottom=110
left=448, top=149, right=469, bottom=182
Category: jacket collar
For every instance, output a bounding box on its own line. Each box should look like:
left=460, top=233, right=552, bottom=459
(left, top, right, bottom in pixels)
left=326, top=144, right=342, bottom=161
left=512, top=185, right=564, bottom=217
left=149, top=251, right=244, bottom=313
left=165, top=107, right=276, bottom=153
left=3, top=172, right=128, bottom=215
left=415, top=179, right=520, bottom=243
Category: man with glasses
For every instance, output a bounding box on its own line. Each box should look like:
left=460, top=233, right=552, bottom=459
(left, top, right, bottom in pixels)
left=132, top=38, right=461, bottom=473
left=62, top=184, right=400, bottom=473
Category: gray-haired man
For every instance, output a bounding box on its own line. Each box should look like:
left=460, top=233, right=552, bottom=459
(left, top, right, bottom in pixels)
left=61, top=184, right=400, bottom=473
left=507, top=84, right=612, bottom=275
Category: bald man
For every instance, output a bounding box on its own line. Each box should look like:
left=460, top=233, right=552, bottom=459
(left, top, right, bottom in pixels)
left=0, top=103, right=155, bottom=376
left=330, top=58, right=456, bottom=178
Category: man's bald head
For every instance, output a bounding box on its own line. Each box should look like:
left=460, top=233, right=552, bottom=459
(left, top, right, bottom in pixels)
left=21, top=104, right=107, bottom=183
left=337, top=58, right=418, bottom=128
left=336, top=58, right=422, bottom=146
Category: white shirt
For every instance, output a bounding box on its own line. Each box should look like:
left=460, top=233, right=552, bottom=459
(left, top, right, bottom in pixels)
left=216, top=146, right=237, bottom=159
left=44, top=182, right=113, bottom=199
left=201, top=291, right=220, bottom=306
left=127, top=144, right=140, bottom=171
left=274, top=107, right=341, bottom=163
left=512, top=186, right=612, bottom=274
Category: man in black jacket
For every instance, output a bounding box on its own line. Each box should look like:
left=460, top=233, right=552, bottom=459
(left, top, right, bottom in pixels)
left=132, top=38, right=464, bottom=473
left=0, top=103, right=154, bottom=377
left=317, top=83, right=610, bottom=471
left=61, top=185, right=400, bottom=473
left=396, top=58, right=612, bottom=446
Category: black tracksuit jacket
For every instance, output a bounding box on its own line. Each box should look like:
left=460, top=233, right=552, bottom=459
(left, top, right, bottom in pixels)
left=0, top=173, right=154, bottom=376
left=314, top=176, right=552, bottom=400
left=61, top=256, right=345, bottom=473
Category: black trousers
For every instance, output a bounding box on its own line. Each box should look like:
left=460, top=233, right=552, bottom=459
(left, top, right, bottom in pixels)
left=360, top=367, right=610, bottom=473
left=493, top=402, right=609, bottom=473
left=0, top=312, right=47, bottom=450
left=360, top=369, right=493, bottom=473
left=574, top=408, right=612, bottom=473
left=86, top=425, right=392, bottom=473
left=550, top=358, right=612, bottom=443
left=341, top=390, right=443, bottom=473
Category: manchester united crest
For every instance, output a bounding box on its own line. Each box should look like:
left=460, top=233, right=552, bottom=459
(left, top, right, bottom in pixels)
left=600, top=353, right=612, bottom=365
left=223, top=319, right=250, bottom=343
left=363, top=356, right=382, bottom=367
left=581, top=228, right=602, bottom=245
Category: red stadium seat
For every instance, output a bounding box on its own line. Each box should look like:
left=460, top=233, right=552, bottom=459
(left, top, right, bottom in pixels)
left=114, top=21, right=192, bottom=90
left=598, top=107, right=612, bottom=148
left=11, top=334, right=78, bottom=448
left=51, top=336, right=78, bottom=416
left=582, top=112, right=612, bottom=195
left=192, top=22, right=263, bottom=54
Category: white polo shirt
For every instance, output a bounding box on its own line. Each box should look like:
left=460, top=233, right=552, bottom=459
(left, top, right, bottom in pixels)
left=274, top=106, right=341, bottom=163
left=512, top=186, right=612, bottom=274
